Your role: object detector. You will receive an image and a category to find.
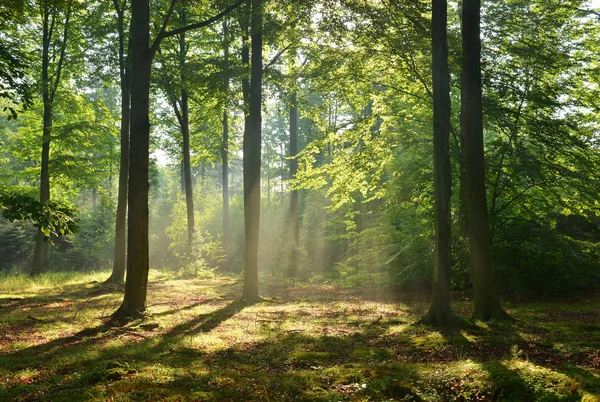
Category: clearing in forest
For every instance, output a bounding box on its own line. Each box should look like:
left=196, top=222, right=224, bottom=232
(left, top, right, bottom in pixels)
left=0, top=271, right=599, bottom=401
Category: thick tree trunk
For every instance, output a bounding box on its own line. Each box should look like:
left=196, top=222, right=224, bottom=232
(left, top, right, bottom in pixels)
left=243, top=0, right=262, bottom=303
left=116, top=0, right=151, bottom=318
left=462, top=0, right=509, bottom=321
left=107, top=4, right=130, bottom=284
left=420, top=0, right=456, bottom=326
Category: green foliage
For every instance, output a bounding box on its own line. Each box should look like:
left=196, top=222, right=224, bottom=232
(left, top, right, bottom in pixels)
left=0, top=186, right=78, bottom=241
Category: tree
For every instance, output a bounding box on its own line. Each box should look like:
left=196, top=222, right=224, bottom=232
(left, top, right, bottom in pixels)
left=461, top=0, right=509, bottom=320
left=106, top=0, right=130, bottom=284
left=0, top=0, right=32, bottom=119
left=116, top=0, right=243, bottom=318
left=31, top=0, right=73, bottom=276
left=420, top=0, right=456, bottom=325
left=166, top=10, right=195, bottom=255
left=221, top=19, right=232, bottom=271
left=289, top=90, right=299, bottom=256
left=242, top=0, right=262, bottom=303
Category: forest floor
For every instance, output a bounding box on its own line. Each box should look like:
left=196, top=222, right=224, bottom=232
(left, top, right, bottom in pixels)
left=0, top=271, right=599, bottom=402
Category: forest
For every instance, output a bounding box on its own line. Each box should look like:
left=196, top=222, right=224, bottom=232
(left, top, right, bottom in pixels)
left=1, top=0, right=600, bottom=400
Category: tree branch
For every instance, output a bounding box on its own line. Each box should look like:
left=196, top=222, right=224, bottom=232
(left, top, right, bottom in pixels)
left=50, top=2, right=71, bottom=103
left=263, top=43, right=296, bottom=73
left=151, top=0, right=245, bottom=56
left=151, top=0, right=178, bottom=55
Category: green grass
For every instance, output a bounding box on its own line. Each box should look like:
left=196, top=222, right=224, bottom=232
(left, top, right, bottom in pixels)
left=1, top=270, right=599, bottom=401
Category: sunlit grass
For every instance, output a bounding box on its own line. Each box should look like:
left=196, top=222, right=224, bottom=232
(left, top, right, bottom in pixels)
left=1, top=273, right=599, bottom=401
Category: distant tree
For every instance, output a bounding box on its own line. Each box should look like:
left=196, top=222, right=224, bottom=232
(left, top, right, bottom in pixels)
left=420, top=0, right=456, bottom=325
left=461, top=0, right=509, bottom=320
left=242, top=0, right=262, bottom=303
left=221, top=19, right=232, bottom=271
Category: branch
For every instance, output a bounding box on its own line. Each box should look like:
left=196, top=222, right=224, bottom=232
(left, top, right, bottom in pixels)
left=151, top=0, right=245, bottom=55
left=151, top=0, right=178, bottom=54
left=50, top=2, right=71, bottom=103
left=263, top=43, right=296, bottom=73
left=111, top=0, right=121, bottom=15
left=575, top=7, right=600, bottom=18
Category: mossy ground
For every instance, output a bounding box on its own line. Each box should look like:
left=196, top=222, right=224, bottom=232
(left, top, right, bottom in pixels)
left=1, top=271, right=599, bottom=401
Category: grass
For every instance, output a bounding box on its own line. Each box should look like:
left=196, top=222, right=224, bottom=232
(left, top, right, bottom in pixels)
left=1, top=270, right=599, bottom=401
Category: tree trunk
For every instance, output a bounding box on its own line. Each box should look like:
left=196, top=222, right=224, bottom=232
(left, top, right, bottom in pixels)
left=31, top=105, right=51, bottom=276
left=289, top=90, right=299, bottom=278
left=176, top=11, right=195, bottom=255
left=32, top=5, right=70, bottom=276
left=107, top=2, right=130, bottom=284
left=116, top=0, right=151, bottom=318
left=222, top=21, right=230, bottom=271
left=420, top=0, right=456, bottom=326
left=462, top=0, right=509, bottom=321
left=178, top=160, right=184, bottom=194
left=243, top=0, right=262, bottom=303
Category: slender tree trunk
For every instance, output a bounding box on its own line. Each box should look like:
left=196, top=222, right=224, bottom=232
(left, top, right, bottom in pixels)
left=462, top=0, right=509, bottom=321
left=182, top=87, right=194, bottom=253
left=107, top=1, right=130, bottom=284
left=32, top=105, right=51, bottom=276
left=243, top=0, right=262, bottom=303
left=420, top=0, right=456, bottom=326
left=116, top=0, right=151, bottom=318
left=222, top=21, right=230, bottom=271
left=289, top=90, right=299, bottom=278
left=177, top=12, right=195, bottom=255
left=289, top=91, right=299, bottom=244
left=32, top=5, right=70, bottom=276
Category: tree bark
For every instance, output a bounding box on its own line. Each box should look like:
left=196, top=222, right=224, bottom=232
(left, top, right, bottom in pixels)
left=243, top=0, right=262, bottom=303
left=461, top=0, right=509, bottom=321
left=115, top=0, right=151, bottom=318
left=221, top=20, right=230, bottom=271
left=107, top=0, right=130, bottom=284
left=420, top=0, right=456, bottom=326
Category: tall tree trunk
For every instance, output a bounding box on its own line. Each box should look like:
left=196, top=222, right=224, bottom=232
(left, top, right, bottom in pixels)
left=107, top=1, right=130, bottom=284
left=114, top=0, right=243, bottom=318
left=243, top=0, right=262, bottom=303
left=221, top=21, right=230, bottom=271
left=462, top=0, right=509, bottom=321
left=289, top=90, right=299, bottom=277
left=116, top=0, right=151, bottom=318
left=178, top=20, right=195, bottom=255
left=420, top=0, right=455, bottom=325
left=32, top=5, right=70, bottom=276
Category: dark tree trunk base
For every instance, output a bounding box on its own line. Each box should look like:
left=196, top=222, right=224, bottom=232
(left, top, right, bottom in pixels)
left=112, top=306, right=145, bottom=324
left=418, top=309, right=462, bottom=327
left=471, top=306, right=512, bottom=322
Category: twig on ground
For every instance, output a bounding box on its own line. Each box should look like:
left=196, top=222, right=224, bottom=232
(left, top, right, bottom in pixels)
left=71, top=297, right=93, bottom=320
left=367, top=315, right=383, bottom=328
